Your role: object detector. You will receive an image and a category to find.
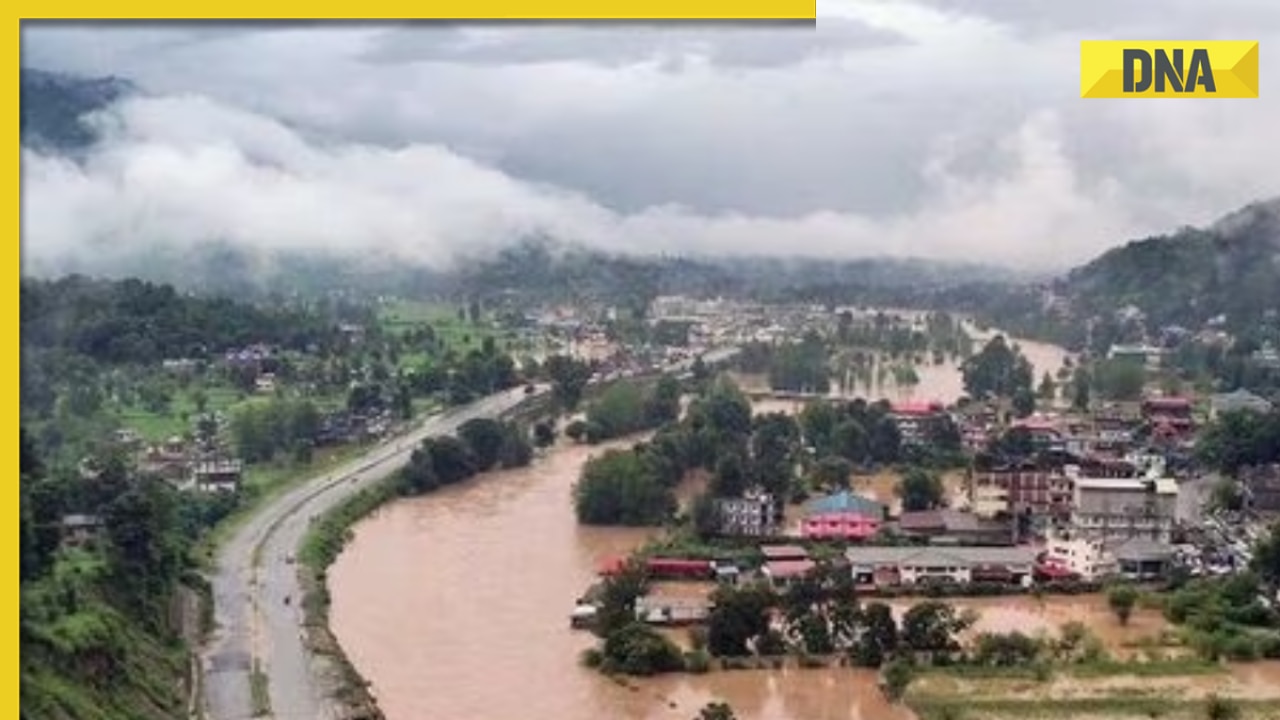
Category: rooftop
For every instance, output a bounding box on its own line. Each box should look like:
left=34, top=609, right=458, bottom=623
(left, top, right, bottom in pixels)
left=845, top=545, right=1037, bottom=568
left=806, top=490, right=886, bottom=518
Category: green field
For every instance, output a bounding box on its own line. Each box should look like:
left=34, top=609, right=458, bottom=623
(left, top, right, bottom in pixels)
left=114, top=385, right=245, bottom=442
left=378, top=299, right=522, bottom=357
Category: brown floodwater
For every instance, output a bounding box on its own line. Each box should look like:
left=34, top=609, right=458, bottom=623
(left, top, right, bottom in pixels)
left=329, top=435, right=915, bottom=720
left=327, top=331, right=1277, bottom=720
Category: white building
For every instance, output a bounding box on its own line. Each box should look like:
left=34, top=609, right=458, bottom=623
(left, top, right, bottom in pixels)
left=714, top=492, right=781, bottom=537
left=1042, top=536, right=1116, bottom=580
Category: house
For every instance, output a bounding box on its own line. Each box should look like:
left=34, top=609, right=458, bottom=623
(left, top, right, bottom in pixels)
left=1242, top=464, right=1280, bottom=515
left=1067, top=469, right=1178, bottom=543
left=192, top=458, right=244, bottom=492
left=801, top=512, right=882, bottom=541
left=896, top=509, right=1014, bottom=546
left=60, top=514, right=103, bottom=549
left=805, top=490, right=887, bottom=520
left=1109, top=537, right=1175, bottom=581
left=970, top=469, right=1073, bottom=521
left=845, top=546, right=1037, bottom=588
left=714, top=491, right=781, bottom=537
left=1109, top=344, right=1163, bottom=370
left=1210, top=389, right=1274, bottom=420
left=1041, top=536, right=1115, bottom=581
left=635, top=595, right=712, bottom=626
left=255, top=373, right=278, bottom=394
left=1010, top=417, right=1066, bottom=452
left=760, top=545, right=815, bottom=588
left=890, top=400, right=948, bottom=446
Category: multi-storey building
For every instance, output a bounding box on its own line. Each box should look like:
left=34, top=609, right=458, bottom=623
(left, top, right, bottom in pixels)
left=1066, top=468, right=1178, bottom=543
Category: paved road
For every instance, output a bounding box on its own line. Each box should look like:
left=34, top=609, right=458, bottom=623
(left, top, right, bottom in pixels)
left=201, top=347, right=740, bottom=720
left=201, top=387, right=538, bottom=720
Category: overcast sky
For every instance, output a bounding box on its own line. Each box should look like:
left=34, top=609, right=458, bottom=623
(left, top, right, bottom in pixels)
left=20, top=2, right=1280, bottom=271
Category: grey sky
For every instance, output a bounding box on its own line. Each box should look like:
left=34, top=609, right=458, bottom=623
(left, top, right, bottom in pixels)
left=20, top=3, right=1280, bottom=271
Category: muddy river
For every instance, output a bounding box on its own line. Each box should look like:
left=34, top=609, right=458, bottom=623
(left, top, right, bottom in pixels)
left=327, top=333, right=1274, bottom=720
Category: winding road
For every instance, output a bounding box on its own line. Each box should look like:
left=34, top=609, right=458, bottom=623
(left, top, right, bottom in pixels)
left=201, top=387, right=538, bottom=720
left=200, top=347, right=740, bottom=720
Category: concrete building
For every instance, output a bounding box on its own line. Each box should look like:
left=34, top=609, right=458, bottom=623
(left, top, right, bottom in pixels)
left=970, top=469, right=1073, bottom=520
left=889, top=400, right=948, bottom=446
left=845, top=546, right=1037, bottom=588
left=1042, top=536, right=1116, bottom=580
left=192, top=458, right=244, bottom=493
left=714, top=492, right=781, bottom=537
left=1109, top=537, right=1176, bottom=581
left=1067, top=468, right=1178, bottom=543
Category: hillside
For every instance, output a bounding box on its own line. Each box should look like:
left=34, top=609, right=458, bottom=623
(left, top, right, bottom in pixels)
left=21, top=67, right=134, bottom=151
left=1061, top=198, right=1280, bottom=333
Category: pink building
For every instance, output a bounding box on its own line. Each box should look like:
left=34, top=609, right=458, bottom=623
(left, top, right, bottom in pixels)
left=801, top=512, right=881, bottom=541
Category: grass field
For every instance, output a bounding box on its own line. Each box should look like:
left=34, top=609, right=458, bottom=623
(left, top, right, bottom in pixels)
left=115, top=384, right=246, bottom=441
left=379, top=299, right=523, bottom=357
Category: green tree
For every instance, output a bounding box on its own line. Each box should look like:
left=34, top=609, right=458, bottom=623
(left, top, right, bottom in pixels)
left=1107, top=584, right=1139, bottom=626
left=545, top=355, right=593, bottom=411
left=851, top=601, right=899, bottom=668
left=706, top=585, right=774, bottom=657
left=897, top=467, right=945, bottom=512
left=1093, top=358, right=1146, bottom=401
left=900, top=601, right=969, bottom=660
left=458, top=417, right=508, bottom=472
left=961, top=335, right=1034, bottom=400
left=574, top=449, right=676, bottom=525
left=812, top=456, right=853, bottom=491
left=1037, top=372, right=1056, bottom=401
left=1205, top=694, right=1242, bottom=720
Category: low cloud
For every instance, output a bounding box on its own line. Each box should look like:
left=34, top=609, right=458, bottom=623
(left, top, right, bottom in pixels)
left=25, top=93, right=1146, bottom=273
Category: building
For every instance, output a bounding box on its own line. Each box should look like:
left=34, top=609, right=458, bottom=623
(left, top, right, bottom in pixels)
left=192, top=458, right=244, bottom=493
left=801, top=512, right=881, bottom=541
left=889, top=400, right=948, bottom=446
left=760, top=545, right=815, bottom=588
left=714, top=492, right=781, bottom=537
left=1210, top=389, right=1274, bottom=419
left=845, top=546, right=1037, bottom=588
left=1109, top=537, right=1175, bottom=581
left=970, top=469, right=1073, bottom=521
left=1041, top=536, right=1115, bottom=581
left=59, top=514, right=103, bottom=549
left=1067, top=470, right=1178, bottom=543
left=805, top=490, right=886, bottom=520
left=897, top=509, right=1014, bottom=546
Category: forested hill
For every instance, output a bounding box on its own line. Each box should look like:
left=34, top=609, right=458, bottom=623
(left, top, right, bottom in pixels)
left=21, top=67, right=134, bottom=151
left=1060, top=198, right=1280, bottom=333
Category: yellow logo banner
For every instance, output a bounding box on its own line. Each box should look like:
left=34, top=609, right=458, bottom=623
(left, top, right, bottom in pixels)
left=1080, top=40, right=1259, bottom=98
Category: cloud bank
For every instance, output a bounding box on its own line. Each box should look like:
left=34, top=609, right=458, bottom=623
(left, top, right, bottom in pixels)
left=20, top=5, right=1280, bottom=273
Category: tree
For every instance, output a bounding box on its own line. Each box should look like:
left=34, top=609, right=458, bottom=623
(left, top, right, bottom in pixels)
left=532, top=420, right=557, bottom=448
left=459, top=418, right=510, bottom=472
left=706, top=585, right=774, bottom=657
left=711, top=451, right=749, bottom=498
left=812, top=456, right=853, bottom=491
left=1011, top=387, right=1036, bottom=419
left=1249, top=522, right=1280, bottom=590
left=1093, top=358, right=1146, bottom=401
left=832, top=419, right=870, bottom=464
left=544, top=355, right=593, bottom=411
left=1071, top=367, right=1092, bottom=411
left=565, top=419, right=588, bottom=443
left=695, top=702, right=738, bottom=720
left=897, top=467, right=945, bottom=512
left=645, top=375, right=683, bottom=426
left=851, top=601, right=899, bottom=668
left=574, top=449, right=676, bottom=526
left=1107, top=584, right=1139, bottom=626
left=691, top=492, right=721, bottom=539
left=594, top=559, right=650, bottom=637
left=961, top=335, right=1034, bottom=400
left=900, top=601, right=969, bottom=659
left=1037, top=372, right=1056, bottom=402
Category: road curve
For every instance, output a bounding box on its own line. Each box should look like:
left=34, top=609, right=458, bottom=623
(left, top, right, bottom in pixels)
left=201, top=387, right=538, bottom=720
left=201, top=348, right=740, bottom=720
